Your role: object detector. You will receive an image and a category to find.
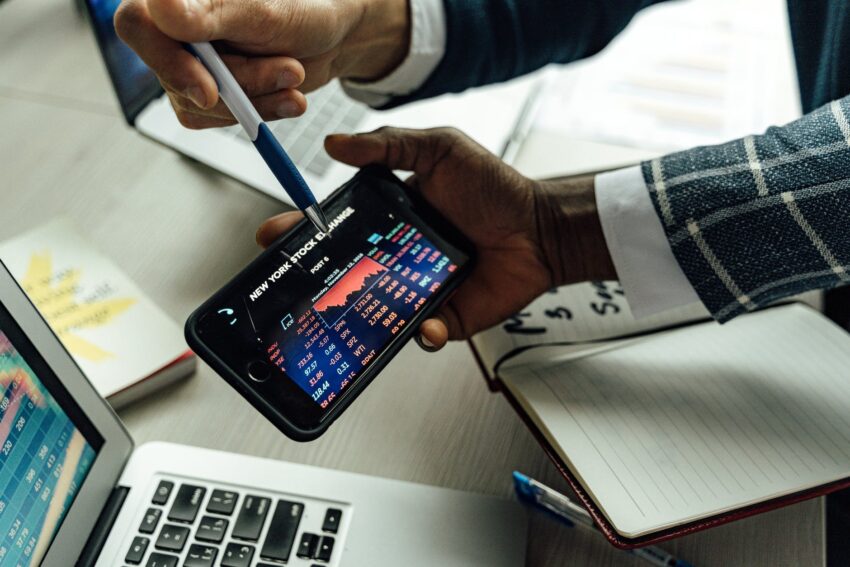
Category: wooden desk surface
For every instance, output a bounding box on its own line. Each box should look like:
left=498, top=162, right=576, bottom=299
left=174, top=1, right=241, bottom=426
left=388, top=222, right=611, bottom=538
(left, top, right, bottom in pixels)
left=0, top=1, right=823, bottom=565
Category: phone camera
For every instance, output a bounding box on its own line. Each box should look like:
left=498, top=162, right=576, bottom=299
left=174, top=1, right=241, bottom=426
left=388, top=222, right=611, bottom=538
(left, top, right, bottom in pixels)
left=247, top=360, right=271, bottom=383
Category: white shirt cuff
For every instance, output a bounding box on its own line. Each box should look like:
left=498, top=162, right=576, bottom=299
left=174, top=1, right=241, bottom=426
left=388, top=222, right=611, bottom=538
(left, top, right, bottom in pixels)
left=595, top=166, right=702, bottom=318
left=341, top=0, right=446, bottom=107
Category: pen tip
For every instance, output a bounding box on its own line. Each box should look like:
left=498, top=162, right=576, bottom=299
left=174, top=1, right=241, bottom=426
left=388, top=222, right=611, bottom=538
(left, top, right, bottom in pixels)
left=304, top=204, right=330, bottom=235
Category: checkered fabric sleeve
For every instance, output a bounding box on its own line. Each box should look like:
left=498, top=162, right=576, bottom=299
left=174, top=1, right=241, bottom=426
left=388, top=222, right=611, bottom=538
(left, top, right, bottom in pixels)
left=641, top=96, right=850, bottom=322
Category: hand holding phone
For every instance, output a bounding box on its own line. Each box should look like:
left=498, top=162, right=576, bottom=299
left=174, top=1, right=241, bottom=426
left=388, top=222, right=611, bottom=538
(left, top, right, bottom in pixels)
left=186, top=166, right=476, bottom=440
left=258, top=128, right=572, bottom=349
left=186, top=126, right=599, bottom=441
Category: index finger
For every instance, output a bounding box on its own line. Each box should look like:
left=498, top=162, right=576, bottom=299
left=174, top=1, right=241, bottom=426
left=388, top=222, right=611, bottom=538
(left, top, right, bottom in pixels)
left=115, top=0, right=219, bottom=109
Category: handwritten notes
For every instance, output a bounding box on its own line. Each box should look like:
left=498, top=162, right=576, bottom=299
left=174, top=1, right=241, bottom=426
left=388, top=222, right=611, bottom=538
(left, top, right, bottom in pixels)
left=471, top=281, right=709, bottom=377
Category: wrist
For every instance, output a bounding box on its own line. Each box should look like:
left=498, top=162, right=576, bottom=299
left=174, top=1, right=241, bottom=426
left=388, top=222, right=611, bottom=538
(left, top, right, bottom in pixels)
left=532, top=175, right=617, bottom=286
left=338, top=0, right=411, bottom=82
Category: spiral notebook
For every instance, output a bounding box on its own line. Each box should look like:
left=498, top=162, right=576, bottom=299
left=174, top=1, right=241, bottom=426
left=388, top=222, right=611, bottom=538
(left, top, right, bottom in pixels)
left=470, top=283, right=850, bottom=547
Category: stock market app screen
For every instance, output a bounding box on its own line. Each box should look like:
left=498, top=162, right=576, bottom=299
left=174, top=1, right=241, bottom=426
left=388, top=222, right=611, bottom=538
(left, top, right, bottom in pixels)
left=206, top=178, right=470, bottom=413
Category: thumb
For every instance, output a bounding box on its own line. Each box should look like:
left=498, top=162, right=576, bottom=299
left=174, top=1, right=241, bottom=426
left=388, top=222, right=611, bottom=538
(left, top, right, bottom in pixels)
left=147, top=0, right=272, bottom=42
left=417, top=304, right=466, bottom=351
left=325, top=127, right=458, bottom=176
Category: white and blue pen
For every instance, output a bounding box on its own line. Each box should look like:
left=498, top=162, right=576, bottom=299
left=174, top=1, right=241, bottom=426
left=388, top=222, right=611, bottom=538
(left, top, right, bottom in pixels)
left=186, top=42, right=330, bottom=234
left=513, top=472, right=694, bottom=567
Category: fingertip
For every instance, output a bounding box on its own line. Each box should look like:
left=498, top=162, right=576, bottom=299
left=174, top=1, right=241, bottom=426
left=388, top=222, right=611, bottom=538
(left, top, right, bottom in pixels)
left=278, top=89, right=307, bottom=117
left=324, top=133, right=370, bottom=166
left=324, top=133, right=350, bottom=150
left=189, top=59, right=221, bottom=110
left=278, top=61, right=305, bottom=89
left=174, top=70, right=218, bottom=111
left=185, top=85, right=208, bottom=109
left=172, top=106, right=235, bottom=130
left=418, top=318, right=448, bottom=352
left=255, top=89, right=307, bottom=120
left=256, top=211, right=304, bottom=248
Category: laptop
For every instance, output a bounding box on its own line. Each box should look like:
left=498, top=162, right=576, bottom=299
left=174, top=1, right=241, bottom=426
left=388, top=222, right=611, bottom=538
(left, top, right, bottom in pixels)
left=83, top=0, right=539, bottom=205
left=0, top=261, right=526, bottom=566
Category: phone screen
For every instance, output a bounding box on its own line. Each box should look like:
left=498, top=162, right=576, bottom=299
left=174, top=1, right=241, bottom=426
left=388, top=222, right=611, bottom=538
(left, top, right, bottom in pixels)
left=194, top=171, right=471, bottom=423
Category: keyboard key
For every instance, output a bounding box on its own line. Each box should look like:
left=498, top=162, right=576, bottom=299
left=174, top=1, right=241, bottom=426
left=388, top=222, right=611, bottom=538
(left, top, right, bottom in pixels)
left=259, top=499, right=304, bottom=562
left=151, top=480, right=173, bottom=505
left=231, top=495, right=271, bottom=541
left=155, top=524, right=190, bottom=552
left=138, top=507, right=162, bottom=534
left=322, top=508, right=342, bottom=533
left=184, top=543, right=218, bottom=567
left=167, top=484, right=206, bottom=523
left=221, top=543, right=255, bottom=567
left=145, top=553, right=178, bottom=567
left=125, top=536, right=149, bottom=564
left=206, top=489, right=238, bottom=515
left=316, top=536, right=335, bottom=562
left=296, top=533, right=319, bottom=559
left=196, top=516, right=228, bottom=543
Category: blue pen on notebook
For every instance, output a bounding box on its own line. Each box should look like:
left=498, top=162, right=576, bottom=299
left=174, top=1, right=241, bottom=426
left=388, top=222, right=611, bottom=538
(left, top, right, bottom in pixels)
left=187, top=42, right=330, bottom=234
left=513, top=472, right=694, bottom=567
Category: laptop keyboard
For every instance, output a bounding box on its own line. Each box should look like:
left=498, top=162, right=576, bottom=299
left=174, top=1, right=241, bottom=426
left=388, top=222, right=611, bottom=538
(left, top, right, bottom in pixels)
left=122, top=476, right=349, bottom=567
left=224, top=81, right=368, bottom=178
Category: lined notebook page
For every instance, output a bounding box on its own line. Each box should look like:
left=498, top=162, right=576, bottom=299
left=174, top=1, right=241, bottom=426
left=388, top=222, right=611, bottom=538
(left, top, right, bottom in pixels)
left=501, top=304, right=850, bottom=537
left=470, top=281, right=709, bottom=376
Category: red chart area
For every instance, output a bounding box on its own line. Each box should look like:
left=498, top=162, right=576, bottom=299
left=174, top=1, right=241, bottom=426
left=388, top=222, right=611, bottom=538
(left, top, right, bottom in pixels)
left=314, top=257, right=388, bottom=321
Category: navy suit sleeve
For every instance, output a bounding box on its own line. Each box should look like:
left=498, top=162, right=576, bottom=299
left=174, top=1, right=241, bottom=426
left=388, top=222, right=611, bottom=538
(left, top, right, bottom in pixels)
left=384, top=0, right=669, bottom=107
left=641, top=95, right=850, bottom=322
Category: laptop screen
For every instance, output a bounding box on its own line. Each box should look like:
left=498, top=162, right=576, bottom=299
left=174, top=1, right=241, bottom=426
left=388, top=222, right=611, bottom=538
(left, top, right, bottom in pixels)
left=0, top=302, right=103, bottom=566
left=87, top=0, right=162, bottom=123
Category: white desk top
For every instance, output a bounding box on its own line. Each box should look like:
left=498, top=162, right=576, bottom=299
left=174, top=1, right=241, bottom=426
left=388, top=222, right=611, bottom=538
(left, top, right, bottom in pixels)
left=0, top=1, right=823, bottom=565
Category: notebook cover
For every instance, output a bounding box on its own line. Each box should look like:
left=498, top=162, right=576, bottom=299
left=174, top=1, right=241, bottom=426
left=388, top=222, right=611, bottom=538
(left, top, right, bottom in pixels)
left=495, top=377, right=850, bottom=549
left=105, top=350, right=196, bottom=408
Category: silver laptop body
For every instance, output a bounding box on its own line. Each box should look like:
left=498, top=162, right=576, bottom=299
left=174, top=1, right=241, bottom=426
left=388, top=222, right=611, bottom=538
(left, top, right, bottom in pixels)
left=0, top=260, right=526, bottom=567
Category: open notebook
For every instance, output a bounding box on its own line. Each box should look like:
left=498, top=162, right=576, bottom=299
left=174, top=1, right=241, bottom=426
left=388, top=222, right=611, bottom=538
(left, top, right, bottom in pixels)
left=469, top=282, right=850, bottom=547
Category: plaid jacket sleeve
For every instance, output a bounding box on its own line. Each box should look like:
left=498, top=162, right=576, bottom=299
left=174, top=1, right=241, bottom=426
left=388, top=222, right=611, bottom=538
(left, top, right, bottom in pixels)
left=642, top=96, right=850, bottom=322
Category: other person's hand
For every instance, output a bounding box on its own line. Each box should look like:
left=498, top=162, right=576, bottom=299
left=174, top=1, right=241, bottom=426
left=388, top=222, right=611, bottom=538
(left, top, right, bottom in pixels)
left=256, top=127, right=616, bottom=350
left=115, top=0, right=410, bottom=128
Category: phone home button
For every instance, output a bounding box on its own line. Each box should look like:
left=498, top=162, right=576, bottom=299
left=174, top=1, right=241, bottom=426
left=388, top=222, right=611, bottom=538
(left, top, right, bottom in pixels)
left=247, top=360, right=271, bottom=383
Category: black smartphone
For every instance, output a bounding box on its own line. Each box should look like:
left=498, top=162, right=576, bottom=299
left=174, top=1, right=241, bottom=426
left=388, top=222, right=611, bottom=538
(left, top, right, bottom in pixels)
left=185, top=166, right=476, bottom=441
